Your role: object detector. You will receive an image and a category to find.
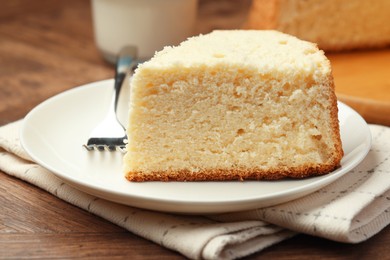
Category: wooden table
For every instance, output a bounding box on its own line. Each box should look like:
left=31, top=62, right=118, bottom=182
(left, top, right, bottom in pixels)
left=0, top=0, right=389, bottom=258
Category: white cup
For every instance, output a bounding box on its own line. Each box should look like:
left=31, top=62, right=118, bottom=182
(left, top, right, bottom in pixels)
left=91, top=0, right=198, bottom=62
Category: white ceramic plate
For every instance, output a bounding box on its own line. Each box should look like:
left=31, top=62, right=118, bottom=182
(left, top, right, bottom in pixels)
left=21, top=79, right=371, bottom=214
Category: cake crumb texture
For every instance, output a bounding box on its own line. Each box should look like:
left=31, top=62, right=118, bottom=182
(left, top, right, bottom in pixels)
left=124, top=30, right=343, bottom=181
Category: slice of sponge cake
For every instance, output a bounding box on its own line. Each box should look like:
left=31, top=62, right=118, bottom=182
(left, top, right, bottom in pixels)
left=123, top=30, right=343, bottom=181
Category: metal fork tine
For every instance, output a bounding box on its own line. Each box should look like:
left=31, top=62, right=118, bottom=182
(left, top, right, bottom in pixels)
left=83, top=144, right=126, bottom=152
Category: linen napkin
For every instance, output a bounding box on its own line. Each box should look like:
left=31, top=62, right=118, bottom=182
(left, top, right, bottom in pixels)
left=1, top=120, right=389, bottom=259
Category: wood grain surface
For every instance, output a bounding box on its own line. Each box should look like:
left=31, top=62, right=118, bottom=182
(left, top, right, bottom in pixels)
left=0, top=0, right=389, bottom=259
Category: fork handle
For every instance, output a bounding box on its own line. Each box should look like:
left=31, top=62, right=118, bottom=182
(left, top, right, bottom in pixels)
left=113, top=46, right=138, bottom=111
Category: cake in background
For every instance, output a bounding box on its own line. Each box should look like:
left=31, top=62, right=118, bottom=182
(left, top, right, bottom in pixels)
left=123, top=30, right=343, bottom=182
left=244, top=0, right=390, bottom=51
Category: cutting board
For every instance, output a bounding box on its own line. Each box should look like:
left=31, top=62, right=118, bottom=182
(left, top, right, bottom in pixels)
left=327, top=48, right=390, bottom=126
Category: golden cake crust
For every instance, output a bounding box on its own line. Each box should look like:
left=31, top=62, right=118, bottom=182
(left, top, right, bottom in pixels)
left=125, top=163, right=341, bottom=182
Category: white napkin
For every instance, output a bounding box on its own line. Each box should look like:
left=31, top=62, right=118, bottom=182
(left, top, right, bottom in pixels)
left=1, top=120, right=389, bottom=259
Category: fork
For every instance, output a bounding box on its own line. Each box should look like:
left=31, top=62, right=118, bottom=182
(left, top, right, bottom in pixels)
left=83, top=46, right=137, bottom=152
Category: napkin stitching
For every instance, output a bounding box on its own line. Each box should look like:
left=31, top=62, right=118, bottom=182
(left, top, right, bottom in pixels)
left=123, top=209, right=142, bottom=223
left=312, top=150, right=387, bottom=235
left=262, top=153, right=390, bottom=230
left=0, top=137, right=20, bottom=154
left=317, top=188, right=380, bottom=198
left=87, top=197, right=100, bottom=211
left=351, top=206, right=390, bottom=240
left=311, top=154, right=389, bottom=232
left=159, top=221, right=217, bottom=248
left=53, top=182, right=66, bottom=196
left=23, top=165, right=39, bottom=175
left=374, top=127, right=386, bottom=140
left=317, top=154, right=389, bottom=198
left=266, top=208, right=350, bottom=222
left=160, top=222, right=193, bottom=246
